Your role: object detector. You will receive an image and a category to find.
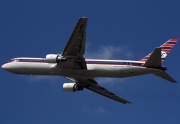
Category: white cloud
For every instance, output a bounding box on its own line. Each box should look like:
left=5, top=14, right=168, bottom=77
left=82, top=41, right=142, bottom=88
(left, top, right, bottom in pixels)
left=95, top=106, right=107, bottom=115
left=85, top=43, right=133, bottom=87
left=27, top=75, right=60, bottom=84
left=85, top=44, right=133, bottom=60
left=96, top=77, right=128, bottom=85
left=81, top=105, right=107, bottom=115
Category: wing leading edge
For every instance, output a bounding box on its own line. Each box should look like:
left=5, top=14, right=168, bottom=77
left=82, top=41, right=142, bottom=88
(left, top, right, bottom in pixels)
left=68, top=78, right=131, bottom=104
left=59, top=17, right=88, bottom=69
left=62, top=17, right=87, bottom=58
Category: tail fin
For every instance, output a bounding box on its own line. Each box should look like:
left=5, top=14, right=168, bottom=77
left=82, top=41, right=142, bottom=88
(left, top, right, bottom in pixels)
left=142, top=48, right=161, bottom=67
left=141, top=39, right=177, bottom=83
left=141, top=49, right=177, bottom=82
left=139, top=39, right=178, bottom=63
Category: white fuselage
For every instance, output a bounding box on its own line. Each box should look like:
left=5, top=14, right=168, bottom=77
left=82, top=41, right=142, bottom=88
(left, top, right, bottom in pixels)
left=2, top=58, right=161, bottom=79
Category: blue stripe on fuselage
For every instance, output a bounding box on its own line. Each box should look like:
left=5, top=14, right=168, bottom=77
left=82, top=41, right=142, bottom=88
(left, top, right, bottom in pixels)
left=86, top=61, right=142, bottom=66
left=13, top=58, right=143, bottom=66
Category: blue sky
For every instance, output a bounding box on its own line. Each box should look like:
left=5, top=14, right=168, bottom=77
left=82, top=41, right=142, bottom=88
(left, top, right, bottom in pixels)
left=0, top=0, right=180, bottom=124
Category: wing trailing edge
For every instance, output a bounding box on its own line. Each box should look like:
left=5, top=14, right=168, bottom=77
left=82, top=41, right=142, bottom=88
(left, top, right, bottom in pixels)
left=67, top=77, right=131, bottom=104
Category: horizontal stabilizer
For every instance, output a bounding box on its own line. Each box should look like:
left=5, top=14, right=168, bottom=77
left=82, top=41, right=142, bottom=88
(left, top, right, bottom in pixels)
left=153, top=71, right=177, bottom=83
left=143, top=48, right=161, bottom=67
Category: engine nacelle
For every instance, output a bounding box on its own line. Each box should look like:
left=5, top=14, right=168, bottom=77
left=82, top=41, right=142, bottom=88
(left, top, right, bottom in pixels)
left=46, top=54, right=68, bottom=63
left=63, top=83, right=83, bottom=92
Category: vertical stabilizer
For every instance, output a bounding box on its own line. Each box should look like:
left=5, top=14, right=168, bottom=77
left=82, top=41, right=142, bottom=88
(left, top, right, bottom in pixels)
left=140, top=39, right=178, bottom=63
left=142, top=48, right=161, bottom=67
left=141, top=39, right=178, bottom=83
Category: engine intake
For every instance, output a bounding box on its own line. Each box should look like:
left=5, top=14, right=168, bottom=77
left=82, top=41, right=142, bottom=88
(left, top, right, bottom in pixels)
left=46, top=54, right=67, bottom=63
left=63, top=83, right=83, bottom=92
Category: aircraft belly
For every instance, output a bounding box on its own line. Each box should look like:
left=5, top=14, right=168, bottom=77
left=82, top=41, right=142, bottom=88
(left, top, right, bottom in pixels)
left=87, top=65, right=158, bottom=78
left=8, top=62, right=158, bottom=78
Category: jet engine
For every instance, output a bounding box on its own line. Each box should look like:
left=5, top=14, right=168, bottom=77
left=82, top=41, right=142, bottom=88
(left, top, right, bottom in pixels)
left=46, top=54, right=67, bottom=63
left=63, top=83, right=83, bottom=92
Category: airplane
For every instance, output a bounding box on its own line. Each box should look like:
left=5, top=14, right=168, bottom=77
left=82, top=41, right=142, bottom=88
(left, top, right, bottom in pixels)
left=2, top=17, right=178, bottom=104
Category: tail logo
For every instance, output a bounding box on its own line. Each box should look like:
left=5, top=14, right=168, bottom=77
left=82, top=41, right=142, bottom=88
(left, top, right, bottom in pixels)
left=161, top=51, right=167, bottom=58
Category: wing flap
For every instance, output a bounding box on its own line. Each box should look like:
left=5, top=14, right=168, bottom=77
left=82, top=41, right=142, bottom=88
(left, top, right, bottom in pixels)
left=85, top=83, right=131, bottom=104
left=69, top=78, right=131, bottom=104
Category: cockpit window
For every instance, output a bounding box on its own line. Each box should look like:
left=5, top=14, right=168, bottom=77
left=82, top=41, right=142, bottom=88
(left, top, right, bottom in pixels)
left=8, top=59, right=14, bottom=62
left=8, top=59, right=19, bottom=62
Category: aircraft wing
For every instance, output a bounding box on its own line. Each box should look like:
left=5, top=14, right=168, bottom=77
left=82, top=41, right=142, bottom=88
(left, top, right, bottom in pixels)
left=59, top=17, right=88, bottom=69
left=62, top=17, right=87, bottom=58
left=67, top=78, right=131, bottom=104
left=62, top=18, right=130, bottom=104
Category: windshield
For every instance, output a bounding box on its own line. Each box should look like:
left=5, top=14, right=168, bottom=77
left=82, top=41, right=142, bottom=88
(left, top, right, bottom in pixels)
left=7, top=59, right=19, bottom=63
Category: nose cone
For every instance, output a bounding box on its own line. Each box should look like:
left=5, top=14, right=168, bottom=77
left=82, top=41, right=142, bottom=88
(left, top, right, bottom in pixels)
left=2, top=64, right=8, bottom=70
left=2, top=63, right=12, bottom=72
left=2, top=63, right=18, bottom=74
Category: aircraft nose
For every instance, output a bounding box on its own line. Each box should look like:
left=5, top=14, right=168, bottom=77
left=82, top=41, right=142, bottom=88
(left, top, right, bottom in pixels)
left=2, top=63, right=18, bottom=73
left=2, top=64, right=7, bottom=70
left=1, top=63, right=10, bottom=71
